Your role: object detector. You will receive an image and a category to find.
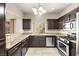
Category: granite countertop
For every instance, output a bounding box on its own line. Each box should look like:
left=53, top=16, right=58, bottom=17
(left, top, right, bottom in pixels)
left=6, top=33, right=30, bottom=49
left=6, top=33, right=71, bottom=49
left=57, top=36, right=76, bottom=43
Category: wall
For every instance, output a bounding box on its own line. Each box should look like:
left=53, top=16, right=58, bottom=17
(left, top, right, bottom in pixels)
left=6, top=3, right=24, bottom=33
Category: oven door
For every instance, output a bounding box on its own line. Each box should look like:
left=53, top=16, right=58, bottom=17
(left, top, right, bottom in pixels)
left=58, top=40, right=69, bottom=56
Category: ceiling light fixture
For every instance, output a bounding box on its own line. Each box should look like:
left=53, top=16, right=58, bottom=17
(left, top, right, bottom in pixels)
left=32, top=8, right=38, bottom=15
left=32, top=4, right=46, bottom=15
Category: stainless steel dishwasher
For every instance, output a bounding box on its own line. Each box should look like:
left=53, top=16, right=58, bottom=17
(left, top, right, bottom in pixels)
left=46, top=36, right=55, bottom=47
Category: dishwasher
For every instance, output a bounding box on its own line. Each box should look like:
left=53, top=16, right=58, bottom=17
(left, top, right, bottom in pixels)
left=46, top=36, right=55, bottom=47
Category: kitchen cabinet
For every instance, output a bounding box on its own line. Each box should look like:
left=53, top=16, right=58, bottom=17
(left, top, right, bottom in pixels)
left=58, top=17, right=64, bottom=29
left=58, top=7, right=78, bottom=30
left=29, top=36, right=46, bottom=47
left=69, top=42, right=76, bottom=56
left=29, top=36, right=56, bottom=47
left=23, top=19, right=31, bottom=30
left=70, top=12, right=76, bottom=21
left=39, top=36, right=46, bottom=47
left=29, top=36, right=38, bottom=47
left=7, top=37, right=30, bottom=56
left=64, top=15, right=70, bottom=23
left=21, top=38, right=29, bottom=56
left=7, top=43, right=22, bottom=56
left=0, top=3, right=6, bottom=56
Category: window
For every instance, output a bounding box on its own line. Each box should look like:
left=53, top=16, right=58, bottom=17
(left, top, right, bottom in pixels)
left=23, top=19, right=31, bottom=30
left=47, top=19, right=58, bottom=30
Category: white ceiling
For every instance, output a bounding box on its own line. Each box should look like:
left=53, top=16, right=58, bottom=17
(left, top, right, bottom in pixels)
left=14, top=3, right=72, bottom=14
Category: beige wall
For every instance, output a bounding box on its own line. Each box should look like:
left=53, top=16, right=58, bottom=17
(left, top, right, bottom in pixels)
left=6, top=3, right=24, bottom=34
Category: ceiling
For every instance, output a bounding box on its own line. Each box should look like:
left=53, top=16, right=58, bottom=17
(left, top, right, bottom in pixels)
left=14, top=3, right=72, bottom=14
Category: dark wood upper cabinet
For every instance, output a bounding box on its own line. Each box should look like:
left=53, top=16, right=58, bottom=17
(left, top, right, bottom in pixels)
left=47, top=19, right=58, bottom=29
left=57, top=7, right=79, bottom=29
left=69, top=12, right=76, bottom=21
left=58, top=17, right=64, bottom=29
left=64, top=15, right=70, bottom=23
left=23, top=19, right=31, bottom=30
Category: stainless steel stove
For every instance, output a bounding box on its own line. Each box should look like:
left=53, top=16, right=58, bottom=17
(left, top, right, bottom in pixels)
left=57, top=36, right=69, bottom=56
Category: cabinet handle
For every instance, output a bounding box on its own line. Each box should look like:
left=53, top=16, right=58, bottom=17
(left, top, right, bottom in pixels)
left=70, top=23, right=73, bottom=29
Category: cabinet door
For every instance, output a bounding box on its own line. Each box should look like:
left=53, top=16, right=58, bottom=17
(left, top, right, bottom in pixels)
left=21, top=47, right=27, bottom=56
left=64, top=15, right=70, bottom=23
left=12, top=48, right=21, bottom=56
left=39, top=36, right=46, bottom=47
left=70, top=12, right=76, bottom=21
left=29, top=36, right=40, bottom=47
left=29, top=36, right=46, bottom=47
left=52, top=36, right=56, bottom=47
left=58, top=22, right=63, bottom=29
left=21, top=39, right=28, bottom=56
left=58, top=17, right=64, bottom=29
left=69, top=42, right=76, bottom=56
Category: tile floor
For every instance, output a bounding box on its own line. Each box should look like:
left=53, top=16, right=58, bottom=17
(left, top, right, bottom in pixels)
left=25, top=48, right=60, bottom=56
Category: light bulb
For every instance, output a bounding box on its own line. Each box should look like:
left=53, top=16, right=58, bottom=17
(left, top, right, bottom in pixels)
left=32, top=8, right=38, bottom=15
left=39, top=12, right=42, bottom=15
left=32, top=8, right=37, bottom=12
left=39, top=7, right=43, bottom=11
left=34, top=11, right=38, bottom=15
left=42, top=10, right=46, bottom=13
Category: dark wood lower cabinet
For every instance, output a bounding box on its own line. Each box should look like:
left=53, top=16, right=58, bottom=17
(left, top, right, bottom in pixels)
left=21, top=38, right=29, bottom=56
left=0, top=44, right=6, bottom=56
left=29, top=36, right=56, bottom=47
left=7, top=43, right=22, bottom=56
left=7, top=35, right=57, bottom=56
left=29, top=36, right=46, bottom=47
left=7, top=37, right=29, bottom=56
left=69, top=42, right=76, bottom=56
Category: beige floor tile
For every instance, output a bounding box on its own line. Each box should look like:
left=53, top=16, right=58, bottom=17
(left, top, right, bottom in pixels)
left=25, top=48, right=60, bottom=56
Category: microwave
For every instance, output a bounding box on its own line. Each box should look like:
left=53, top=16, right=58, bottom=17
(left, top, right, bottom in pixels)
left=63, top=20, right=76, bottom=30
